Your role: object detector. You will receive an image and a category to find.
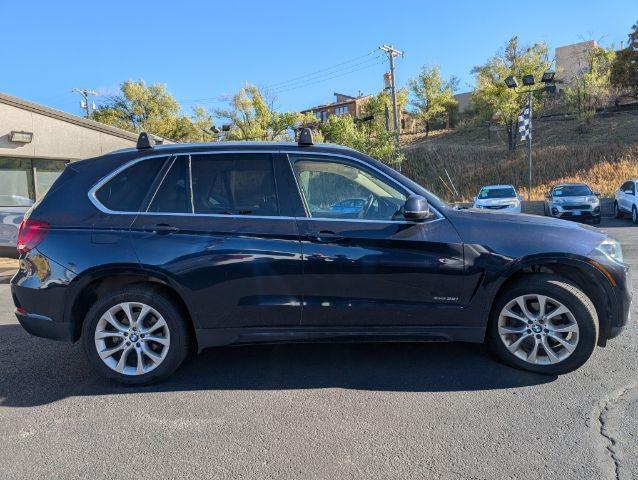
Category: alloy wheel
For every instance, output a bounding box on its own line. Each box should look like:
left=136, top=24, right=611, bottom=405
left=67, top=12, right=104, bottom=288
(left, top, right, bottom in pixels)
left=94, top=302, right=170, bottom=376
left=498, top=294, right=579, bottom=365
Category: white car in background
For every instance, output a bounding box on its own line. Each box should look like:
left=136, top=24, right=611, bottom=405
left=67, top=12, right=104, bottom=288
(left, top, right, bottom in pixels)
left=472, top=185, right=522, bottom=214
left=614, top=179, right=638, bottom=224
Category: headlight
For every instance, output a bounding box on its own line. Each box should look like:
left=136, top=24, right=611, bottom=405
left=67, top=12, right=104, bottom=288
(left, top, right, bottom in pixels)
left=552, top=197, right=564, bottom=204
left=594, top=237, right=624, bottom=264
left=586, top=196, right=599, bottom=204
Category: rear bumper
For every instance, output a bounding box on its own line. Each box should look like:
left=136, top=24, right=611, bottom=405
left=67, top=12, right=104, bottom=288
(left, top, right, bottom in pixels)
left=11, top=250, right=76, bottom=342
left=15, top=310, right=74, bottom=342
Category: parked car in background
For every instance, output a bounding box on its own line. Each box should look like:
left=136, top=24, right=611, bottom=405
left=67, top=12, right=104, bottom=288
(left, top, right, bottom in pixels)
left=11, top=131, right=631, bottom=384
left=544, top=183, right=601, bottom=224
left=0, top=196, right=34, bottom=257
left=472, top=185, right=522, bottom=213
left=614, top=179, right=638, bottom=224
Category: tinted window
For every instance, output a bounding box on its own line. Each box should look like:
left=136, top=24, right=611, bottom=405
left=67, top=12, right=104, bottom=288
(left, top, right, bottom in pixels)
left=96, top=158, right=165, bottom=212
left=191, top=154, right=278, bottom=216
left=148, top=156, right=191, bottom=213
left=291, top=157, right=407, bottom=220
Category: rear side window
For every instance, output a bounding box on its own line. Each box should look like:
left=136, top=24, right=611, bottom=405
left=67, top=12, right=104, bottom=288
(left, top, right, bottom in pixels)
left=95, top=158, right=165, bottom=212
left=191, top=154, right=279, bottom=216
left=148, top=156, right=191, bottom=213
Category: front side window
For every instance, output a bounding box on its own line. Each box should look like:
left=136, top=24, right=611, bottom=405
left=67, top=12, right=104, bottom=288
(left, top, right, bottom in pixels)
left=291, top=157, right=407, bottom=220
left=95, top=157, right=165, bottom=212
left=191, top=154, right=279, bottom=216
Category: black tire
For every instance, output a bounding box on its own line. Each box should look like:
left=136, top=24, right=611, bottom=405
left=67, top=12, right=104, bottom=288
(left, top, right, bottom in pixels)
left=614, top=201, right=623, bottom=219
left=633, top=205, right=638, bottom=225
left=487, top=274, right=598, bottom=375
left=82, top=285, right=192, bottom=385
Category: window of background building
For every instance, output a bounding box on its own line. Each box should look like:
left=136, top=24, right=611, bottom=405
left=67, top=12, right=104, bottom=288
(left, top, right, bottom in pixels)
left=0, top=157, right=68, bottom=207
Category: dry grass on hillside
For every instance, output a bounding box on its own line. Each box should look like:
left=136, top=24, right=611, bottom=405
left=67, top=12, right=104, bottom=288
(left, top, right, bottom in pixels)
left=401, top=113, right=638, bottom=201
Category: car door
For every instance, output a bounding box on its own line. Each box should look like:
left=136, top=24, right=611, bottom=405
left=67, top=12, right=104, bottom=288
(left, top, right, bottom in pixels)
left=287, top=153, right=472, bottom=327
left=131, top=152, right=303, bottom=330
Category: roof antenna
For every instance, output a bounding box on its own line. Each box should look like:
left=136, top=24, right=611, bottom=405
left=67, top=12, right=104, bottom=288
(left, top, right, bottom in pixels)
left=136, top=132, right=154, bottom=150
left=297, top=127, right=314, bottom=147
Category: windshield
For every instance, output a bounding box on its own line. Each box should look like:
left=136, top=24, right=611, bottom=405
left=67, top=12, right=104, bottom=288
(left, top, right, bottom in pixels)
left=478, top=187, right=516, bottom=199
left=552, top=185, right=592, bottom=197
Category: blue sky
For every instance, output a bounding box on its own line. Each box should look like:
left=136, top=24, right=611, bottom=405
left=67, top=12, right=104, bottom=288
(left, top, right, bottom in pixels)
left=1, top=0, right=634, bottom=119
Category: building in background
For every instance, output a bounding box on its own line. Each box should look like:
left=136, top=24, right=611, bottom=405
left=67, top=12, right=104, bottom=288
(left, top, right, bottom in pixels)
left=554, top=40, right=599, bottom=91
left=301, top=92, right=373, bottom=123
left=0, top=92, right=169, bottom=253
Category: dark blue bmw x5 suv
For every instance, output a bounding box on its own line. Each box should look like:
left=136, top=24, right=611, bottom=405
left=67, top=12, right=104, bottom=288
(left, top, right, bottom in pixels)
left=11, top=130, right=632, bottom=384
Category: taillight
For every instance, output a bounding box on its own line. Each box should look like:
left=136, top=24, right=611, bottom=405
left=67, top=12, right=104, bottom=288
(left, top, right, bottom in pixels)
left=17, top=219, right=49, bottom=254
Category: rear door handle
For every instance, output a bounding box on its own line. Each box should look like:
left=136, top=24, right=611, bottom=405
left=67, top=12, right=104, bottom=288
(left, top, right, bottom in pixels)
left=153, top=224, right=180, bottom=235
left=310, top=230, right=344, bottom=243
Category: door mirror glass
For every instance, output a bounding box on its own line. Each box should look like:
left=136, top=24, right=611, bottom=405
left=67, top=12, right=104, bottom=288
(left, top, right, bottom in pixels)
left=403, top=195, right=430, bottom=221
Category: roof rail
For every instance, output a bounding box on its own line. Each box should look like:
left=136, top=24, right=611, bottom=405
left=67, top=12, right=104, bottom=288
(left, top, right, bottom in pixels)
left=297, top=127, right=313, bottom=147
left=136, top=131, right=154, bottom=150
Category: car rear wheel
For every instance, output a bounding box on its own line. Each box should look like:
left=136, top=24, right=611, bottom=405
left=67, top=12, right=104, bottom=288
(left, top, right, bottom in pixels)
left=487, top=274, right=598, bottom=375
left=614, top=201, right=623, bottom=219
left=82, top=286, right=191, bottom=385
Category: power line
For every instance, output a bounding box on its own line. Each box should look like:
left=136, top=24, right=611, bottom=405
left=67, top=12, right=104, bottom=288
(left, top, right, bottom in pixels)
left=265, top=50, right=377, bottom=89
left=269, top=55, right=384, bottom=93
left=271, top=58, right=386, bottom=94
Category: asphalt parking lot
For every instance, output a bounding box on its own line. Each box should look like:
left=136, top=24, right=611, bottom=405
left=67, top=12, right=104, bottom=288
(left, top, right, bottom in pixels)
left=0, top=218, right=636, bottom=480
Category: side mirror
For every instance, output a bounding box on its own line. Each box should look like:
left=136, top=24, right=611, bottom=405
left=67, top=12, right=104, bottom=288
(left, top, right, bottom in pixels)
left=404, top=194, right=430, bottom=221
left=594, top=192, right=601, bottom=197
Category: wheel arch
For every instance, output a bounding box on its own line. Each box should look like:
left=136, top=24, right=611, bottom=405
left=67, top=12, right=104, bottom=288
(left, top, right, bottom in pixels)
left=65, top=266, right=197, bottom=346
left=487, top=255, right=615, bottom=347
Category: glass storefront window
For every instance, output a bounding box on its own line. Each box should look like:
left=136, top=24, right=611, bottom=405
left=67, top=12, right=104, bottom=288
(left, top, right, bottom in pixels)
left=0, top=157, right=68, bottom=207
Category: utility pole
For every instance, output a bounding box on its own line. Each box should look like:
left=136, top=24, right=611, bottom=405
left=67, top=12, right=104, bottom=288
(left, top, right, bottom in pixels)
left=72, top=88, right=99, bottom=118
left=379, top=45, right=404, bottom=147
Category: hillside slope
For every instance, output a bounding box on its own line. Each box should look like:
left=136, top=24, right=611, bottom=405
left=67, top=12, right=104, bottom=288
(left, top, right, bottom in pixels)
left=401, top=112, right=638, bottom=201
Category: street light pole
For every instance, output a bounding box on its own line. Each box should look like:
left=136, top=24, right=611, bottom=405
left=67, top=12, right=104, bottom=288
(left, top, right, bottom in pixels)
left=527, top=89, right=533, bottom=201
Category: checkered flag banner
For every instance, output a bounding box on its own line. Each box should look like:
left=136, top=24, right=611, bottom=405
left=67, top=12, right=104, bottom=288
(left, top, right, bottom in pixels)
left=518, top=103, right=531, bottom=142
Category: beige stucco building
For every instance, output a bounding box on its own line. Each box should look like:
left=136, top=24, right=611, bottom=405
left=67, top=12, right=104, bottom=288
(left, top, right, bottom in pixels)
left=0, top=92, right=169, bottom=250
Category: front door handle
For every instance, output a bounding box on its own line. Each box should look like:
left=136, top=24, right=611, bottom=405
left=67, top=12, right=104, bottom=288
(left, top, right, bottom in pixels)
left=153, top=223, right=180, bottom=235
left=310, top=230, right=344, bottom=243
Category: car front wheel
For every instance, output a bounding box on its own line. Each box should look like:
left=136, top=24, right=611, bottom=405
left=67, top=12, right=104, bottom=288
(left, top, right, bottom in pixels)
left=82, top=286, right=191, bottom=385
left=614, top=201, right=623, bottom=219
left=487, top=274, right=598, bottom=375
left=633, top=205, right=638, bottom=224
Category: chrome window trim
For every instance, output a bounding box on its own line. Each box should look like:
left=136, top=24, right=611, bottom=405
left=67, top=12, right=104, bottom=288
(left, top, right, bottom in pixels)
left=87, top=149, right=444, bottom=224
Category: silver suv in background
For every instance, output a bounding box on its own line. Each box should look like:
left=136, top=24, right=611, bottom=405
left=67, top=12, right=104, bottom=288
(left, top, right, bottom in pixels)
left=544, top=183, right=601, bottom=224
left=614, top=179, right=638, bottom=224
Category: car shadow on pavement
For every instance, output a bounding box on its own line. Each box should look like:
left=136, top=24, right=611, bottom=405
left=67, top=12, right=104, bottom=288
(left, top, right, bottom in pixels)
left=0, top=324, right=556, bottom=407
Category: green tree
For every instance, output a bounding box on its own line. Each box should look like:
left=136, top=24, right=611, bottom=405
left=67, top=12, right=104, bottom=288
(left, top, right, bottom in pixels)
left=320, top=95, right=405, bottom=167
left=471, top=37, right=551, bottom=149
left=92, top=80, right=215, bottom=142
left=611, top=21, right=638, bottom=95
left=409, top=66, right=458, bottom=137
left=215, top=85, right=314, bottom=141
left=361, top=88, right=409, bottom=133
left=565, top=45, right=617, bottom=130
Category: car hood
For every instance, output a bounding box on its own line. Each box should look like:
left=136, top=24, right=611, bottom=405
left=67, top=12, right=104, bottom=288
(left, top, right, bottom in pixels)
left=474, top=197, right=517, bottom=206
left=445, top=207, right=606, bottom=258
